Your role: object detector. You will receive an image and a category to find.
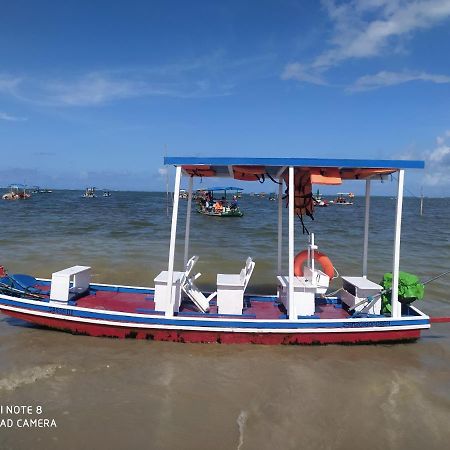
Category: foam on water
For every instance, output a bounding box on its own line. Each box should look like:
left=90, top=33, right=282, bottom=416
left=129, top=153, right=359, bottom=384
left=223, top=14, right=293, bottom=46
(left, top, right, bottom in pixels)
left=0, top=364, right=60, bottom=391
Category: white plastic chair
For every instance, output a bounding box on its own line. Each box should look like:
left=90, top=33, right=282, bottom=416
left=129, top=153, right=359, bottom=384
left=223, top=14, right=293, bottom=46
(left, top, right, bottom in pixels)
left=181, top=256, right=216, bottom=313
left=216, top=257, right=255, bottom=315
left=240, top=257, right=255, bottom=291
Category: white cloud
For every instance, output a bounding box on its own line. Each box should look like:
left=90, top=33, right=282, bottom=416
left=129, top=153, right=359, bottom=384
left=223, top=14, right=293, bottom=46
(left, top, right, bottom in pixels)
left=0, top=112, right=27, bottom=122
left=0, top=74, right=22, bottom=92
left=281, top=63, right=327, bottom=85
left=348, top=70, right=450, bottom=91
left=422, top=131, right=450, bottom=186
left=282, top=0, right=450, bottom=85
left=46, top=73, right=151, bottom=106
left=0, top=53, right=274, bottom=107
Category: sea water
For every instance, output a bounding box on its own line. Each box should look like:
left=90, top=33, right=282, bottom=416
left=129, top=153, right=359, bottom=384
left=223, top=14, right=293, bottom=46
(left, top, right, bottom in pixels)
left=0, top=191, right=449, bottom=450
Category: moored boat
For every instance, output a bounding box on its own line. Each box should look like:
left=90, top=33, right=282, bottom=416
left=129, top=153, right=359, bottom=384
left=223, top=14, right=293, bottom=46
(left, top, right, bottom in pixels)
left=313, top=189, right=329, bottom=207
left=2, top=184, right=31, bottom=200
left=333, top=192, right=354, bottom=205
left=0, top=157, right=434, bottom=344
left=196, top=186, right=244, bottom=217
left=82, top=187, right=96, bottom=198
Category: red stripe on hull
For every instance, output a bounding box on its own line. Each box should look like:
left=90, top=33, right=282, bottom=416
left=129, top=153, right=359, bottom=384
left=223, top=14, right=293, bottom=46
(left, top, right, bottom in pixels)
left=2, top=310, right=421, bottom=345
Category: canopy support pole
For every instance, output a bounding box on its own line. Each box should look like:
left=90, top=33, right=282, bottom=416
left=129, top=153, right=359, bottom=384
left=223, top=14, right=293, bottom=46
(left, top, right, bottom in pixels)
left=277, top=178, right=283, bottom=275
left=288, top=166, right=295, bottom=321
left=362, top=179, right=371, bottom=278
left=183, top=176, right=193, bottom=267
left=391, top=170, right=404, bottom=318
left=165, top=165, right=182, bottom=318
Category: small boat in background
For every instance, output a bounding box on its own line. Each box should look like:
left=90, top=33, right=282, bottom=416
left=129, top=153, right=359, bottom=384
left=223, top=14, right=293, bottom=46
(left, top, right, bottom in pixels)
left=269, top=192, right=276, bottom=201
left=196, top=186, right=244, bottom=217
left=333, top=193, right=354, bottom=205
left=82, top=187, right=96, bottom=198
left=313, top=189, right=329, bottom=207
left=179, top=189, right=188, bottom=199
left=102, top=190, right=112, bottom=197
left=30, top=186, right=53, bottom=194
left=2, top=184, right=31, bottom=200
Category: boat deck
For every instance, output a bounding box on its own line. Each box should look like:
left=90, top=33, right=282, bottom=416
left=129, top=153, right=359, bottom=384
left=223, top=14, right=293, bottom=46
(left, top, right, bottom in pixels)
left=74, top=289, right=350, bottom=320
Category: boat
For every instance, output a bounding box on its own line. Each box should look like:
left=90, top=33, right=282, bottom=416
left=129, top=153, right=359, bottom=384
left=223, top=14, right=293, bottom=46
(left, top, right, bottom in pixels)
left=333, top=192, right=354, bottom=205
left=179, top=189, right=188, bottom=199
left=0, top=157, right=434, bottom=344
left=103, top=190, right=112, bottom=197
left=196, top=186, right=244, bottom=217
left=82, top=187, right=96, bottom=198
left=2, top=184, right=31, bottom=200
left=30, top=186, right=52, bottom=194
left=313, top=189, right=329, bottom=207
left=269, top=193, right=276, bottom=201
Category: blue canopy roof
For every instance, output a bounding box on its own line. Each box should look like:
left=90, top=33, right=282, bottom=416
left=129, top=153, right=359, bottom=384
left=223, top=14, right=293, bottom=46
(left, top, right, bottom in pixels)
left=207, top=186, right=244, bottom=191
left=165, top=156, right=424, bottom=170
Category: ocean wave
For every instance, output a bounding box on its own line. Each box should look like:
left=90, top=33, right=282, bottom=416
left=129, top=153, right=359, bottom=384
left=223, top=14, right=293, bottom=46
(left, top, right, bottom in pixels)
left=0, top=364, right=60, bottom=391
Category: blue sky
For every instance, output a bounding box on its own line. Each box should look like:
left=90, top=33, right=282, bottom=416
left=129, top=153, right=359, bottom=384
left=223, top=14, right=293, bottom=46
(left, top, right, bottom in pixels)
left=1, top=0, right=450, bottom=195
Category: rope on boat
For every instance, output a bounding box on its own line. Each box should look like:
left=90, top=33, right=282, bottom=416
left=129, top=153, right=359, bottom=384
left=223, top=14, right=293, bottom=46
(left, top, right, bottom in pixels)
left=0, top=281, right=47, bottom=300
left=430, top=317, right=450, bottom=323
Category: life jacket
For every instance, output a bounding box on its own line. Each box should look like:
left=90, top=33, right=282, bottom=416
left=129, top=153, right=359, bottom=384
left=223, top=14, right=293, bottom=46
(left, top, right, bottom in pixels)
left=340, top=168, right=394, bottom=180
left=232, top=166, right=266, bottom=182
left=182, top=165, right=216, bottom=177
left=283, top=169, right=314, bottom=234
left=232, top=165, right=282, bottom=185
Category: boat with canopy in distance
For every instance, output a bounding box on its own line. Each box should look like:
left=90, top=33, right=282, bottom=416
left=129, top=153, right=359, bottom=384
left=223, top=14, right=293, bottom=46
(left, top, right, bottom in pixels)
left=333, top=192, right=354, bottom=205
left=0, top=156, right=435, bottom=344
left=196, top=186, right=244, bottom=217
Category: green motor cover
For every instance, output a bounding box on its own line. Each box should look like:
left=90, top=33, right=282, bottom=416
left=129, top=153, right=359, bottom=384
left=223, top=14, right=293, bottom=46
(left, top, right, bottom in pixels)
left=380, top=272, right=424, bottom=314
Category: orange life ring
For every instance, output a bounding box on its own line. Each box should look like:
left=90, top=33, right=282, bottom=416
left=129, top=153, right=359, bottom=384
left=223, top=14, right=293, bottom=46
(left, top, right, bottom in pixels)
left=182, top=165, right=216, bottom=177
left=294, top=250, right=334, bottom=278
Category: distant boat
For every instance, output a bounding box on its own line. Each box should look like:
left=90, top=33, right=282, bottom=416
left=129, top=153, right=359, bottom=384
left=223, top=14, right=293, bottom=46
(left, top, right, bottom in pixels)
left=179, top=189, right=188, bottom=199
left=102, top=190, right=112, bottom=197
left=313, top=189, right=329, bottom=207
left=2, top=184, right=31, bottom=200
left=30, top=186, right=52, bottom=194
left=82, top=187, right=96, bottom=198
left=269, top=193, right=276, bottom=201
left=196, top=187, right=244, bottom=217
left=333, top=193, right=354, bottom=205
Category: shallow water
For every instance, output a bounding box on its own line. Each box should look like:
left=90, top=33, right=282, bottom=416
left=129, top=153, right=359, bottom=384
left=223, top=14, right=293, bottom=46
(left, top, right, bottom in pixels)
left=1, top=191, right=449, bottom=450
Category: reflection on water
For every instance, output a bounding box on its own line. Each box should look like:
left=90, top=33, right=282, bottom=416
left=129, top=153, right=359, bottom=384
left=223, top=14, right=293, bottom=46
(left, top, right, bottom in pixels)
left=1, top=191, right=449, bottom=450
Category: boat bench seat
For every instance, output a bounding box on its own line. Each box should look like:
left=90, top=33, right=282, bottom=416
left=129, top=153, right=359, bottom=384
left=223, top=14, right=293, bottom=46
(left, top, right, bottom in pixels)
left=50, top=266, right=91, bottom=304
left=216, top=257, right=255, bottom=315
